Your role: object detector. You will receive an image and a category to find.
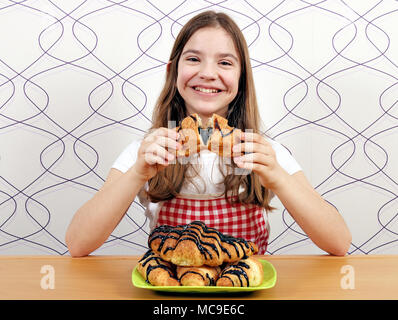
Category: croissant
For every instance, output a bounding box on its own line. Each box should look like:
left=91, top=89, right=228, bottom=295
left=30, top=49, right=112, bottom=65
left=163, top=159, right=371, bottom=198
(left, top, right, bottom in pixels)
left=175, top=113, right=242, bottom=158
left=177, top=265, right=222, bottom=286
left=137, top=249, right=180, bottom=286
left=216, top=257, right=264, bottom=287
left=175, top=114, right=202, bottom=158
left=148, top=221, right=258, bottom=267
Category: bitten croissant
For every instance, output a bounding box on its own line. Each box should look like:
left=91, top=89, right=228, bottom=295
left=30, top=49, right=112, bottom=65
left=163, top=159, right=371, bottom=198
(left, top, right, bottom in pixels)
left=148, top=221, right=258, bottom=267
left=137, top=249, right=180, bottom=286
left=216, top=257, right=264, bottom=287
left=176, top=265, right=222, bottom=286
left=175, top=113, right=242, bottom=158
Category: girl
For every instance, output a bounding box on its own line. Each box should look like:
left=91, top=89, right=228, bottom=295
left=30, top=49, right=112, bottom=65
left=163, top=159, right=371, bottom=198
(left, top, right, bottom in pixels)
left=66, top=11, right=351, bottom=257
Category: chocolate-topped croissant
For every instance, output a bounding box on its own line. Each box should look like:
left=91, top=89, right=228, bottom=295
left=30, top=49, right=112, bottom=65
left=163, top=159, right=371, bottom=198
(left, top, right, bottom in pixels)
left=216, top=257, right=264, bottom=287
left=148, top=221, right=258, bottom=267
left=137, top=249, right=180, bottom=286
left=175, top=113, right=242, bottom=158
left=177, top=265, right=222, bottom=286
left=175, top=114, right=202, bottom=157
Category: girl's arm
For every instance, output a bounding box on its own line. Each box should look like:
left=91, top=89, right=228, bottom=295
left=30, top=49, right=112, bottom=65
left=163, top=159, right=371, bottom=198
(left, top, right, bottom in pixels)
left=271, top=170, right=352, bottom=256
left=65, top=127, right=181, bottom=257
left=233, top=132, right=352, bottom=256
left=65, top=167, right=147, bottom=257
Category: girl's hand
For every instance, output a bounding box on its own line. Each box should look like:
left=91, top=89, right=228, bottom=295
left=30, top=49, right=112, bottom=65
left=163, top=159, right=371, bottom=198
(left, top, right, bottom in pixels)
left=132, top=127, right=181, bottom=182
left=232, top=132, right=287, bottom=190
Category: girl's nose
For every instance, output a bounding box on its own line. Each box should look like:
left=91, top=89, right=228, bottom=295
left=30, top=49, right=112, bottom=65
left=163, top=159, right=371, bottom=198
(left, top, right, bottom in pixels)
left=199, top=62, right=217, bottom=80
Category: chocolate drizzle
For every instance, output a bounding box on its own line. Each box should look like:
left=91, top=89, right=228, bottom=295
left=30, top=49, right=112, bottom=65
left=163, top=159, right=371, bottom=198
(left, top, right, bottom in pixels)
left=148, top=221, right=257, bottom=266
left=218, top=261, right=251, bottom=287
left=211, top=118, right=235, bottom=156
left=177, top=268, right=218, bottom=286
left=138, top=249, right=176, bottom=284
left=214, top=118, right=235, bottom=138
left=178, top=270, right=217, bottom=286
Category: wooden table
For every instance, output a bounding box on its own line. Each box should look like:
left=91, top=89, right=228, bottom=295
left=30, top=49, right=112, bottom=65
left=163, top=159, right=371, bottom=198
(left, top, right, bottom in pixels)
left=0, top=254, right=397, bottom=300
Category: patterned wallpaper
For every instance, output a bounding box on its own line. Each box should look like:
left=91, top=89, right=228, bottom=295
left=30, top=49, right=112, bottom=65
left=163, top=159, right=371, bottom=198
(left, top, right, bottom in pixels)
left=1, top=0, right=397, bottom=255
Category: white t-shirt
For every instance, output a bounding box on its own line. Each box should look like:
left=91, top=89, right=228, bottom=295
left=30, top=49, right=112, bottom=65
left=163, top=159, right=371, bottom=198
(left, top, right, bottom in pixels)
left=112, top=138, right=301, bottom=229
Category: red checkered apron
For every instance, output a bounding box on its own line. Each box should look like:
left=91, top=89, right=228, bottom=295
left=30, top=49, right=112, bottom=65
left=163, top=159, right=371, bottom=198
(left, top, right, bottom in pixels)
left=156, top=196, right=269, bottom=254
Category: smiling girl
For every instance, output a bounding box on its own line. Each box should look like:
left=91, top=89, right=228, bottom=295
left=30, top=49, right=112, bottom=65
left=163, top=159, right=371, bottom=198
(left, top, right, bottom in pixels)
left=66, top=11, right=351, bottom=257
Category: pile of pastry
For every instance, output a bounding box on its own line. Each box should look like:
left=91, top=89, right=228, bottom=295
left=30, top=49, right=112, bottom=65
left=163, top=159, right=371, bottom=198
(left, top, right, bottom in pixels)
left=137, top=221, right=264, bottom=287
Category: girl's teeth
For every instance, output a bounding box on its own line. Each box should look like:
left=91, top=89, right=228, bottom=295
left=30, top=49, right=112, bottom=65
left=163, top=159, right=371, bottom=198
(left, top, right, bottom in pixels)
left=194, top=87, right=219, bottom=93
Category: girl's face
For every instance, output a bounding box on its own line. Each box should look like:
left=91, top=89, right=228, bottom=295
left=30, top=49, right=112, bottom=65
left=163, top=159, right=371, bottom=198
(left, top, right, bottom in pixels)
left=176, top=26, right=241, bottom=123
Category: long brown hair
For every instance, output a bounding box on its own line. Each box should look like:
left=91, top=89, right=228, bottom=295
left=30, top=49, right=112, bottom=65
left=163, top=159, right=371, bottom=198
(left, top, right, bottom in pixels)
left=145, top=10, right=272, bottom=210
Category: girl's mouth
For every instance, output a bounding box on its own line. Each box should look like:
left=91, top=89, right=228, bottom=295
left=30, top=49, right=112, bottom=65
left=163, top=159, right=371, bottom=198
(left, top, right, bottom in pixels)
left=193, top=86, right=222, bottom=94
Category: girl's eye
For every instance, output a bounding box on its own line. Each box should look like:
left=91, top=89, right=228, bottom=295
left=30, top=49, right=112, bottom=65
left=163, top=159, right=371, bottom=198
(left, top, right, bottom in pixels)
left=187, top=57, right=199, bottom=62
left=220, top=61, right=232, bottom=66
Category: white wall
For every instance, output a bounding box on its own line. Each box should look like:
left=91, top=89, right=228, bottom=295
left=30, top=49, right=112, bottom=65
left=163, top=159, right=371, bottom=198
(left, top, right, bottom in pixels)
left=1, top=0, right=397, bottom=255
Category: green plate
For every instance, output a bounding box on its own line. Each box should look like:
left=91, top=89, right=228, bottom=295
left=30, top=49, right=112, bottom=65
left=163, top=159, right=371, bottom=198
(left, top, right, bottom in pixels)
left=132, top=259, right=277, bottom=293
